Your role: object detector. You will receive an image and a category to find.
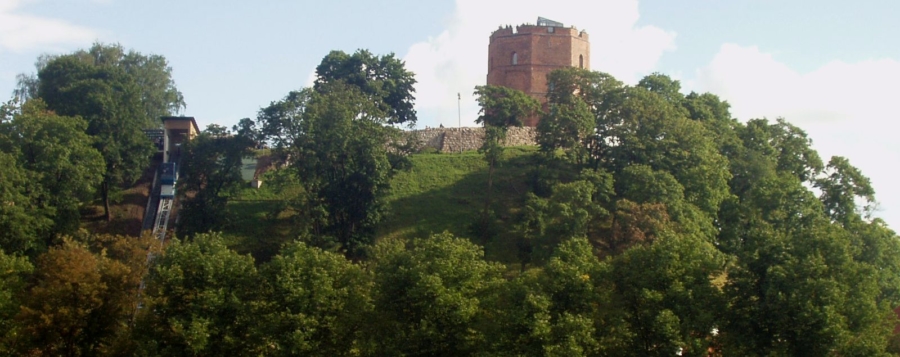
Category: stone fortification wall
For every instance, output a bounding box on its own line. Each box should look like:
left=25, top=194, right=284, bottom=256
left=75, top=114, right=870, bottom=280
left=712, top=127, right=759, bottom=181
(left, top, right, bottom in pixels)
left=404, top=127, right=537, bottom=153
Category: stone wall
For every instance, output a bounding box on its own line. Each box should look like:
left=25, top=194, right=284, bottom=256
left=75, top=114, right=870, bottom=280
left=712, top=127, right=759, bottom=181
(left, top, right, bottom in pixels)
left=403, top=127, right=537, bottom=153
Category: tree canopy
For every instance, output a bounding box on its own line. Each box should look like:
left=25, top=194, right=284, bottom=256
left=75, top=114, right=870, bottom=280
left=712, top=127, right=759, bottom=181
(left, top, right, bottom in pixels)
left=314, top=49, right=417, bottom=126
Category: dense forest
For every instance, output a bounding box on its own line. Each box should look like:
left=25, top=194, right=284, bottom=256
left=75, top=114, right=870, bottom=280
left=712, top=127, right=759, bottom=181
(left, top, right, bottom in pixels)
left=1, top=44, right=899, bottom=356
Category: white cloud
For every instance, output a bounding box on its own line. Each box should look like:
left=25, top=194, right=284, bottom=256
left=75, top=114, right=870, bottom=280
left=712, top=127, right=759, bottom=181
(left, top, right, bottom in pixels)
left=403, top=0, right=676, bottom=129
left=691, top=43, right=900, bottom=227
left=0, top=0, right=98, bottom=53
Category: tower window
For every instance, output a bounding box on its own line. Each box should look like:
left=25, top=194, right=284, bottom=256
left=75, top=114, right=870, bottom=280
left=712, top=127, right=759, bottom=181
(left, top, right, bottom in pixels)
left=512, top=52, right=518, bottom=65
left=579, top=54, right=584, bottom=69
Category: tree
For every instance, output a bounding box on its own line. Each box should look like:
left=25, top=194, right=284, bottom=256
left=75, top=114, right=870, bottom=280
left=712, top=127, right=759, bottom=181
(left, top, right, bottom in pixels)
left=258, top=242, right=372, bottom=356
left=538, top=68, right=625, bottom=167
left=13, top=234, right=159, bottom=356
left=683, top=91, right=741, bottom=158
left=636, top=72, right=687, bottom=108
left=602, top=86, right=731, bottom=217
left=17, top=43, right=185, bottom=128
left=609, top=231, right=726, bottom=356
left=815, top=156, right=876, bottom=223
left=537, top=97, right=593, bottom=163
left=257, top=89, right=314, bottom=153
left=369, top=233, right=504, bottom=356
left=37, top=54, right=155, bottom=221
left=134, top=232, right=264, bottom=356
left=0, top=99, right=104, bottom=253
left=314, top=49, right=417, bottom=125
left=473, top=85, right=540, bottom=223
left=721, top=217, right=895, bottom=356
left=519, top=176, right=612, bottom=264
left=484, top=238, right=622, bottom=356
left=0, top=151, right=46, bottom=255
left=262, top=83, right=400, bottom=257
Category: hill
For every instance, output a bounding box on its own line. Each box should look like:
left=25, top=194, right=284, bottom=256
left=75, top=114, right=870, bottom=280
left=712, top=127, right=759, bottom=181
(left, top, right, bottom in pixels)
left=219, top=147, right=538, bottom=263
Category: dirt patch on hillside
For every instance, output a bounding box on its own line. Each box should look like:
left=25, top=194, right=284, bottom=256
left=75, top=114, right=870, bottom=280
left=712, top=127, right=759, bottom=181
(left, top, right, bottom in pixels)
left=81, top=155, right=161, bottom=237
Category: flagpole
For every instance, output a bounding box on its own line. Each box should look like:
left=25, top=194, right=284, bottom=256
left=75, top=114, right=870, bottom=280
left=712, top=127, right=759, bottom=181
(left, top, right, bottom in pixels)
left=457, top=92, right=461, bottom=128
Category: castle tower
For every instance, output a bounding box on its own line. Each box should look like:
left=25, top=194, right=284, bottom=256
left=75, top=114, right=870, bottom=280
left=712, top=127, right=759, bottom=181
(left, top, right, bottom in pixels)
left=487, top=17, right=590, bottom=127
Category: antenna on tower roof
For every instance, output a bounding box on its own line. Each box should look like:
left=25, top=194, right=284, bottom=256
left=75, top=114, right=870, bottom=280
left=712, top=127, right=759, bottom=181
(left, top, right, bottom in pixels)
left=537, top=17, right=563, bottom=27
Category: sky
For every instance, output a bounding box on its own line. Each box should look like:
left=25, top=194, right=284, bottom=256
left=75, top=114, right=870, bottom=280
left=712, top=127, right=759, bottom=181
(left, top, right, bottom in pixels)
left=1, top=0, right=899, bottom=228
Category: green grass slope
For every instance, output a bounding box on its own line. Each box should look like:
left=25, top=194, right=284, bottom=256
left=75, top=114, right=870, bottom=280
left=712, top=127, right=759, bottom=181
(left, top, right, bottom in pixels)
left=222, top=147, right=539, bottom=264
left=381, top=146, right=538, bottom=263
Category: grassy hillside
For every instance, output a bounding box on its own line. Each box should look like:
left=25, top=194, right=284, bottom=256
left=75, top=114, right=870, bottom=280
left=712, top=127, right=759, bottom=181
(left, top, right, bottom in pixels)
left=380, top=146, right=538, bottom=263
left=221, top=147, right=539, bottom=263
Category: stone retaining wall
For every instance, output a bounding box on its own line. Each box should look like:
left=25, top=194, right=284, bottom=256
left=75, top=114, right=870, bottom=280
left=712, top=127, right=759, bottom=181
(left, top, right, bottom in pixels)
left=403, top=127, right=537, bottom=153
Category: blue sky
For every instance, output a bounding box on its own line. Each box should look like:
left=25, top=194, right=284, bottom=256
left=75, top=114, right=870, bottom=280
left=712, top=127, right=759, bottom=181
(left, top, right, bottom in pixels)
left=2, top=0, right=899, bottom=228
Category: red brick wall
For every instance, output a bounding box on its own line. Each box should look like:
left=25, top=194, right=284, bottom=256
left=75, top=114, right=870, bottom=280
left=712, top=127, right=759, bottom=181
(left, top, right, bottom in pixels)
left=487, top=24, right=590, bottom=127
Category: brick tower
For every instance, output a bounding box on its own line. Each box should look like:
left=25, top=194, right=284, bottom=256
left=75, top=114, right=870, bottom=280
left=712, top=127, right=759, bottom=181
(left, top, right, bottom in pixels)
left=487, top=17, right=590, bottom=127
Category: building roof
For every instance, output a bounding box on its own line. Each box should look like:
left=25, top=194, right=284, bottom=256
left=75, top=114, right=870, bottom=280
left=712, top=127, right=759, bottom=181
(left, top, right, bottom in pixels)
left=161, top=116, right=200, bottom=133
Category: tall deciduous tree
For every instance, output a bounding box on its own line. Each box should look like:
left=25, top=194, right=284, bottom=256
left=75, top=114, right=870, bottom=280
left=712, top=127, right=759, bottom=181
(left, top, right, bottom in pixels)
left=609, top=231, right=726, bottom=356
left=26, top=43, right=184, bottom=222
left=16, top=43, right=185, bottom=128
left=315, top=49, right=417, bottom=125
left=37, top=53, right=155, bottom=221
left=473, top=85, right=540, bottom=219
left=0, top=99, right=104, bottom=253
left=260, top=81, right=403, bottom=257
left=538, top=68, right=625, bottom=167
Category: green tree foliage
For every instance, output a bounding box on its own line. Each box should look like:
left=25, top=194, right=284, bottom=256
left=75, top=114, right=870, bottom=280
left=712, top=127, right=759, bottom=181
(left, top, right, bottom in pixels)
left=257, top=89, right=313, bottom=152
left=721, top=217, right=895, bottom=356
left=259, top=82, right=402, bottom=257
left=0, top=250, right=32, bottom=353
left=473, top=85, right=540, bottom=236
left=484, top=238, right=629, bottom=356
left=17, top=43, right=185, bottom=128
left=815, top=155, right=876, bottom=223
left=538, top=70, right=729, bottom=239
left=369, top=233, right=503, bottom=356
left=609, top=231, right=726, bottom=356
left=683, top=91, right=741, bottom=157
left=134, top=232, right=264, bottom=356
left=604, top=86, right=731, bottom=216
left=258, top=242, right=372, bottom=356
left=177, top=127, right=254, bottom=236
left=519, top=173, right=613, bottom=263
left=636, top=72, right=687, bottom=108
left=537, top=68, right=625, bottom=167
left=717, top=118, right=896, bottom=355
left=0, top=58, right=896, bottom=355
left=0, top=99, right=104, bottom=253
left=537, top=98, right=593, bottom=164
left=0, top=151, right=45, bottom=255
left=315, top=49, right=417, bottom=125
left=37, top=52, right=156, bottom=221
